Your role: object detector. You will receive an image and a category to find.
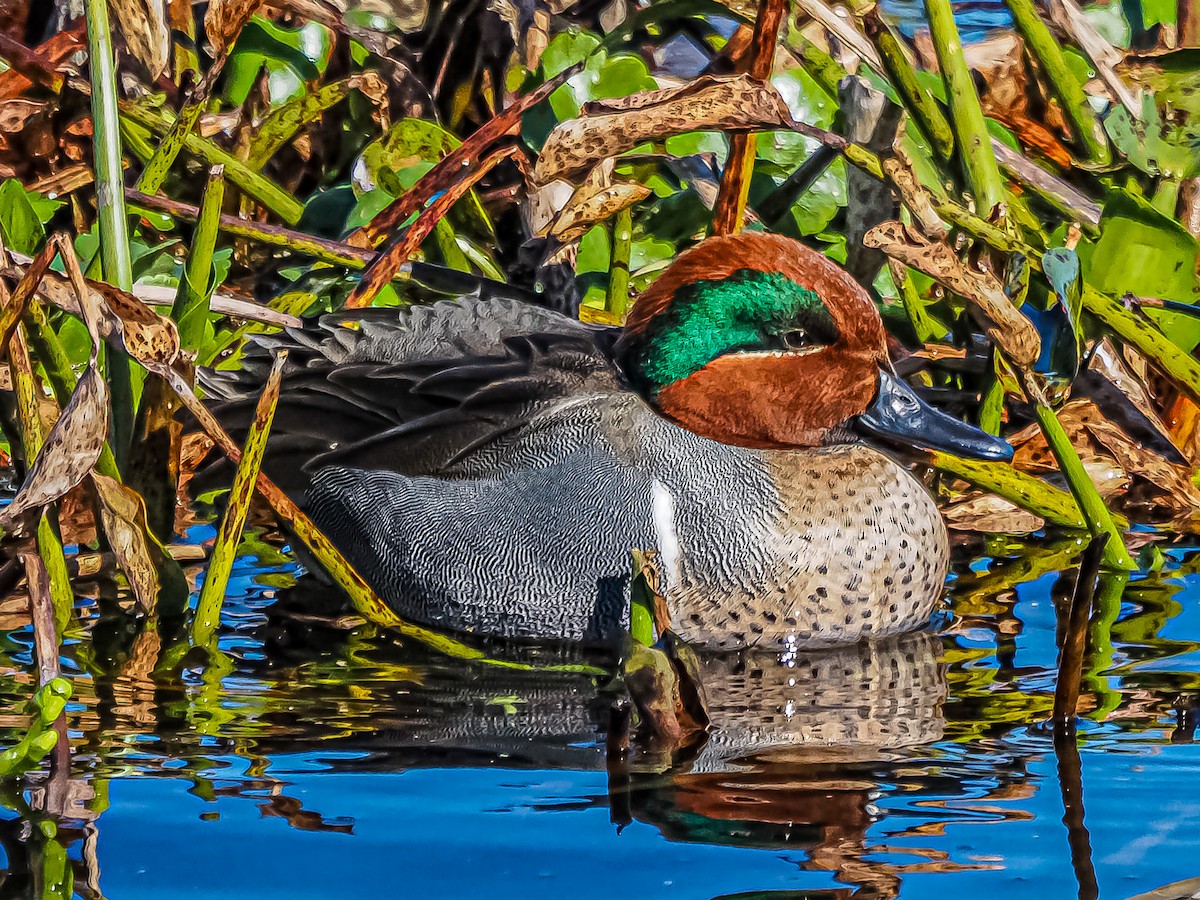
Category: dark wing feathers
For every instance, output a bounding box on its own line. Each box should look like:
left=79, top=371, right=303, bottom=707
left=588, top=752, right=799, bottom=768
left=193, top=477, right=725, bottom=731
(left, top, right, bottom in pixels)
left=200, top=298, right=625, bottom=496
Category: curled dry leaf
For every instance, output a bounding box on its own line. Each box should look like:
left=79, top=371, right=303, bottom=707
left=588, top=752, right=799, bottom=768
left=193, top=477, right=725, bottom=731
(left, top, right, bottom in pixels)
left=91, top=473, right=161, bottom=615
left=864, top=220, right=1041, bottom=368
left=0, top=365, right=108, bottom=532
left=1084, top=410, right=1200, bottom=511
left=881, top=151, right=947, bottom=239
left=4, top=256, right=180, bottom=367
left=534, top=75, right=794, bottom=185
left=547, top=180, right=652, bottom=243
left=110, top=0, right=170, bottom=79
left=944, top=493, right=1046, bottom=533
left=205, top=0, right=268, bottom=59
left=1010, top=400, right=1131, bottom=497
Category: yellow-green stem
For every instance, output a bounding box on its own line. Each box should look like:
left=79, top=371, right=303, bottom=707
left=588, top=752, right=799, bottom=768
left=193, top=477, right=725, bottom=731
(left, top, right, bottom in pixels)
left=1004, top=0, right=1111, bottom=164
left=172, top=166, right=226, bottom=353
left=607, top=206, right=633, bottom=318
left=929, top=450, right=1089, bottom=529
left=923, top=0, right=1007, bottom=217
left=85, top=0, right=135, bottom=468
left=1030, top=391, right=1136, bottom=570
left=191, top=354, right=284, bottom=649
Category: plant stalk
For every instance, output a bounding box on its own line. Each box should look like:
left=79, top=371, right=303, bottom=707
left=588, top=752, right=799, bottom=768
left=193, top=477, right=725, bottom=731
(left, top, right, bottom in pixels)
left=85, top=0, right=136, bottom=469
left=1005, top=0, right=1110, bottom=165
left=923, top=0, right=1007, bottom=218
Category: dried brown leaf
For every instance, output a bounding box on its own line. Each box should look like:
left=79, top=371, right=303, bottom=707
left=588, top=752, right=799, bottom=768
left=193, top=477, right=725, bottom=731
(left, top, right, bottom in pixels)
left=5, top=255, right=180, bottom=367
left=547, top=180, right=651, bottom=243
left=205, top=0, right=267, bottom=59
left=91, top=473, right=161, bottom=615
left=0, top=100, right=46, bottom=133
left=1084, top=414, right=1200, bottom=510
left=1010, top=400, right=1131, bottom=497
left=534, top=75, right=794, bottom=185
left=0, top=365, right=108, bottom=532
left=944, top=493, right=1046, bottom=533
left=110, top=0, right=170, bottom=79
left=864, top=221, right=1041, bottom=368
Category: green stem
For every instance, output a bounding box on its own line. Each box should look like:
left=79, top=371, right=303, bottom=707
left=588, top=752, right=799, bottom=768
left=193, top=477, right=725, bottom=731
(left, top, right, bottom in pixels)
left=864, top=11, right=955, bottom=159
left=1030, top=393, right=1136, bottom=570
left=136, top=97, right=206, bottom=195
left=1083, top=570, right=1127, bottom=720
left=607, top=206, right=633, bottom=318
left=191, top=356, right=282, bottom=650
left=85, top=0, right=135, bottom=469
left=895, top=263, right=943, bottom=342
left=979, top=376, right=1005, bottom=435
left=1005, top=0, right=1111, bottom=165
left=923, top=0, right=1007, bottom=217
left=172, top=167, right=226, bottom=354
left=929, top=450, right=1089, bottom=529
left=787, top=34, right=842, bottom=100
left=121, top=103, right=304, bottom=225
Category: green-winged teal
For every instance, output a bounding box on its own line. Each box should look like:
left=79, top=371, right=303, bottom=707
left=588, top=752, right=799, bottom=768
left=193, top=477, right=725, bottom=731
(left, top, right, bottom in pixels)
left=209, top=233, right=1010, bottom=649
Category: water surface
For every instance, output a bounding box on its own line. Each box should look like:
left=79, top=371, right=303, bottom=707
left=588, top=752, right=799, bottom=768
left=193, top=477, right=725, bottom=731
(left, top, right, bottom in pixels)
left=1, top=528, right=1198, bottom=899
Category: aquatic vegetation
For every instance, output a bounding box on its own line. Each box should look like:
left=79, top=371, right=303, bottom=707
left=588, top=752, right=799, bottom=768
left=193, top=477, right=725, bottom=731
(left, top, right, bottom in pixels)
left=0, top=0, right=1197, bottom=895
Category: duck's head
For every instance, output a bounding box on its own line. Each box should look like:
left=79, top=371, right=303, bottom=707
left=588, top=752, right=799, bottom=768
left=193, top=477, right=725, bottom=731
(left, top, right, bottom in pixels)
left=616, top=232, right=1012, bottom=461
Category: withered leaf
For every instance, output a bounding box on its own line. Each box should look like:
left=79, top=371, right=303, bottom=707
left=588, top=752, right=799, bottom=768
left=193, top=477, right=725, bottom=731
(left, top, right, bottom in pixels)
left=534, top=75, right=794, bottom=185
left=6, top=255, right=181, bottom=367
left=0, top=365, right=108, bottom=531
left=864, top=221, right=1041, bottom=368
left=91, top=473, right=161, bottom=615
left=110, top=0, right=170, bottom=79
left=547, top=181, right=651, bottom=243
left=204, top=0, right=268, bottom=59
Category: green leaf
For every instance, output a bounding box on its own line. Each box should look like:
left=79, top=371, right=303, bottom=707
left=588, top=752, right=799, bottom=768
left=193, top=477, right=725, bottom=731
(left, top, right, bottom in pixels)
left=354, top=119, right=494, bottom=245
left=224, top=17, right=331, bottom=106
left=357, top=119, right=458, bottom=196
left=0, top=179, right=59, bottom=254
left=1104, top=93, right=1199, bottom=179
left=1078, top=189, right=1200, bottom=349
left=542, top=30, right=601, bottom=77
left=1043, top=246, right=1085, bottom=375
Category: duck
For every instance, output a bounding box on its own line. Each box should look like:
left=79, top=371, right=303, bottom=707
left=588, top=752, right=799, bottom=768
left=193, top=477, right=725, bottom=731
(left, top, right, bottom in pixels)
left=207, top=232, right=1011, bottom=650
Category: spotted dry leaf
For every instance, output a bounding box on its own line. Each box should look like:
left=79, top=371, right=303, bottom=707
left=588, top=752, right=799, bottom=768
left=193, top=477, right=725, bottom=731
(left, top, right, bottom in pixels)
left=91, top=473, right=161, bottom=615
left=205, top=0, right=267, bottom=58
left=110, top=0, right=170, bottom=79
left=1009, top=400, right=1132, bottom=498
left=534, top=75, right=794, bottom=185
left=547, top=180, right=651, bottom=242
left=0, top=365, right=108, bottom=532
left=8, top=258, right=181, bottom=368
left=864, top=221, right=1041, bottom=368
left=943, top=493, right=1046, bottom=533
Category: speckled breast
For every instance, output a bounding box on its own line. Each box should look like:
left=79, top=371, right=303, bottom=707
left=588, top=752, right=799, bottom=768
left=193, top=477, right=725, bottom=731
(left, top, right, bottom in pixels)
left=657, top=444, right=949, bottom=650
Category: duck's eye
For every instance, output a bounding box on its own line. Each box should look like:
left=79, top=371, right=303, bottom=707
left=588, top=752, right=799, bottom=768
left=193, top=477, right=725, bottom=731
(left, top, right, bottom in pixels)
left=781, top=328, right=811, bottom=350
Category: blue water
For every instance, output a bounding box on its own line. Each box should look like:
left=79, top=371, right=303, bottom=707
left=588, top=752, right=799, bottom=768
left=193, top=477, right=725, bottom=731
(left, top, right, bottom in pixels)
left=2, top=531, right=1198, bottom=899
left=882, top=0, right=1014, bottom=42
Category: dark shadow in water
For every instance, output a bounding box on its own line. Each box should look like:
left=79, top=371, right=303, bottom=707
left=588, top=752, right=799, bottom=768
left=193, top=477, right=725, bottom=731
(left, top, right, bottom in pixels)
left=1053, top=723, right=1098, bottom=900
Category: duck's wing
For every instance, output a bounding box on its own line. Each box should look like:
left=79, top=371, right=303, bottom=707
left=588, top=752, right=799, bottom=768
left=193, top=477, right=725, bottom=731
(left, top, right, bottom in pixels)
left=202, top=297, right=625, bottom=493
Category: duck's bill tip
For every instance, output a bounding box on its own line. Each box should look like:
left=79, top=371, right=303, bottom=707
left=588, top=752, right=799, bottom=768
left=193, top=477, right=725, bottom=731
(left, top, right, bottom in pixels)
left=856, top=370, right=1014, bottom=462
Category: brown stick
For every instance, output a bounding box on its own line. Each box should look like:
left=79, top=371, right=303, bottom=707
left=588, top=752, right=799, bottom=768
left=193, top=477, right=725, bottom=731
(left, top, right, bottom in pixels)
left=1053, top=534, right=1107, bottom=721
left=348, top=65, right=579, bottom=249
left=346, top=144, right=522, bottom=308
left=1183, top=0, right=1200, bottom=47
left=712, top=0, right=787, bottom=235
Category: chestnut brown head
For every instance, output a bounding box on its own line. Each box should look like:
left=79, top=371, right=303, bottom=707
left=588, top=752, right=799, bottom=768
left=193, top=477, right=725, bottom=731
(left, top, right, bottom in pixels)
left=616, top=232, right=1012, bottom=461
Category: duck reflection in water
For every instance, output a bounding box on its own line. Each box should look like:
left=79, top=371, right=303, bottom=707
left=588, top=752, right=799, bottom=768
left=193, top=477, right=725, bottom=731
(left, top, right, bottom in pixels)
left=605, top=631, right=1001, bottom=899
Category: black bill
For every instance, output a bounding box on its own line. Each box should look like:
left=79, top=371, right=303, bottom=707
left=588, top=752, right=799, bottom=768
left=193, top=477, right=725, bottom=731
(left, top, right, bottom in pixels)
left=856, top=370, right=1014, bottom=462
